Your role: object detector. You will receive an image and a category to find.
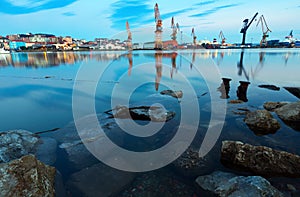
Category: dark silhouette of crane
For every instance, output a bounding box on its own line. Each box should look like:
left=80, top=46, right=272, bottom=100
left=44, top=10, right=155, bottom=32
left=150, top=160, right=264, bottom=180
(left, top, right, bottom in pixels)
left=240, top=12, right=258, bottom=46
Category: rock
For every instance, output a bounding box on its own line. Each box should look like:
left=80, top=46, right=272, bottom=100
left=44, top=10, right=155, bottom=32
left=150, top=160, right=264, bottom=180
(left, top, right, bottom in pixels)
left=258, top=84, right=280, bottom=91
left=229, top=100, right=244, bottom=104
left=36, top=137, right=57, bottom=166
left=109, top=105, right=175, bottom=122
left=0, top=130, right=39, bottom=163
left=171, top=146, right=214, bottom=177
left=221, top=141, right=300, bottom=177
left=244, top=110, right=281, bottom=135
left=55, top=171, right=67, bottom=197
left=275, top=101, right=300, bottom=131
left=195, top=171, right=283, bottom=197
left=66, top=162, right=135, bottom=197
left=160, top=90, right=183, bottom=99
left=263, top=102, right=289, bottom=111
left=120, top=169, right=197, bottom=197
left=0, top=155, right=56, bottom=197
left=59, top=141, right=99, bottom=170
left=284, top=87, right=300, bottom=99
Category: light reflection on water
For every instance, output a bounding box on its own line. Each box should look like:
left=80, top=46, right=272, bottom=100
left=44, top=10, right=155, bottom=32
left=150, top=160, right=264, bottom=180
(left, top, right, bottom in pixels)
left=0, top=49, right=299, bottom=146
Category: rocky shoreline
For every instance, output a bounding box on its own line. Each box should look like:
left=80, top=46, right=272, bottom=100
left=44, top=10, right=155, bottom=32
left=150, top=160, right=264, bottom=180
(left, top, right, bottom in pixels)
left=1, top=99, right=300, bottom=196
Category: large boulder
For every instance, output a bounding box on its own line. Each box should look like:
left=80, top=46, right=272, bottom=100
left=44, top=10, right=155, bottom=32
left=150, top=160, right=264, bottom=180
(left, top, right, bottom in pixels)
left=160, top=90, right=183, bottom=99
left=221, top=141, right=300, bottom=177
left=258, top=84, right=280, bottom=91
left=195, top=171, right=283, bottom=197
left=244, top=110, right=280, bottom=135
left=275, top=101, right=300, bottom=131
left=0, top=155, right=56, bottom=197
left=0, top=130, right=39, bottom=163
left=66, top=162, right=135, bottom=197
left=284, top=87, right=300, bottom=99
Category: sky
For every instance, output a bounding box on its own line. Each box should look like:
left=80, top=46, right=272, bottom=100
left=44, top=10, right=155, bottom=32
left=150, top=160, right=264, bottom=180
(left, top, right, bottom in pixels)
left=0, top=0, right=299, bottom=43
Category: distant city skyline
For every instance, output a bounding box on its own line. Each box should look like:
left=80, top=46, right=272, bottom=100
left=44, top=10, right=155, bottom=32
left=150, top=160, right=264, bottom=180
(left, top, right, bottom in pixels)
left=0, top=0, right=299, bottom=43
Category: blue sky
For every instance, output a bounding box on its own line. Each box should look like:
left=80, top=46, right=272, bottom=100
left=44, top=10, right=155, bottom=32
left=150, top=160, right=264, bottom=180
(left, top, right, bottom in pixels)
left=0, top=0, right=299, bottom=43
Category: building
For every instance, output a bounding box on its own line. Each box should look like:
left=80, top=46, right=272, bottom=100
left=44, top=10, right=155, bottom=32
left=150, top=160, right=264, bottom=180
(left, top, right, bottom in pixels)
left=9, top=41, right=26, bottom=50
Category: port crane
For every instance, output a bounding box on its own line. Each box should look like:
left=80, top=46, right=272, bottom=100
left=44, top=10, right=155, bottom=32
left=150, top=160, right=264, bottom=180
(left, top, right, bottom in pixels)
left=171, top=17, right=180, bottom=41
left=240, top=12, right=258, bottom=45
left=126, top=21, right=132, bottom=50
left=219, top=31, right=226, bottom=45
left=256, top=15, right=271, bottom=47
left=191, top=28, right=197, bottom=46
left=154, top=3, right=163, bottom=49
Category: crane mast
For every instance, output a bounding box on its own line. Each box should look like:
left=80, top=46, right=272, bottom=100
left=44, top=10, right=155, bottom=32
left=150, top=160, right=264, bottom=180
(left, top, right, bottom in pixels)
left=219, top=31, right=226, bottom=45
left=171, top=17, right=179, bottom=41
left=126, top=21, right=132, bottom=50
left=240, top=12, right=258, bottom=45
left=256, top=15, right=271, bottom=47
left=191, top=28, right=197, bottom=46
left=154, top=3, right=163, bottom=49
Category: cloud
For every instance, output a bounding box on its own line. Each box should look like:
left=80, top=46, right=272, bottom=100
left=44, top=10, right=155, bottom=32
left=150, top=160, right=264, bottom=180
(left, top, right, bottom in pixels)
left=160, top=8, right=195, bottom=20
left=0, top=0, right=77, bottom=14
left=62, top=11, right=75, bottom=16
left=109, top=0, right=153, bottom=30
left=190, top=3, right=240, bottom=18
left=194, top=0, right=217, bottom=6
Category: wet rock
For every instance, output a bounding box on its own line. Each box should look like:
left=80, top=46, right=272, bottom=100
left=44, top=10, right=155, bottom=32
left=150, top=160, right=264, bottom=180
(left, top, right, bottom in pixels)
left=284, top=87, right=300, bottom=99
left=0, top=155, right=56, bottom=197
left=59, top=140, right=99, bottom=170
left=195, top=171, right=283, bottom=197
left=171, top=147, right=214, bottom=177
left=55, top=171, right=67, bottom=197
left=264, top=102, right=289, bottom=111
left=244, top=110, right=281, bottom=135
left=36, top=137, right=57, bottom=166
left=120, top=169, right=197, bottom=197
left=229, top=100, right=244, bottom=104
left=221, top=141, right=300, bottom=177
left=258, top=84, right=280, bottom=91
left=0, top=130, right=39, bottom=163
left=275, top=101, right=300, bottom=131
left=160, top=90, right=183, bottom=99
left=66, top=162, right=135, bottom=197
left=109, top=105, right=175, bottom=122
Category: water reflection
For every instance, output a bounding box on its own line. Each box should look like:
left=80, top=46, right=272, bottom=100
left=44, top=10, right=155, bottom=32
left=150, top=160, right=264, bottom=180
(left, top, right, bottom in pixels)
left=237, top=50, right=250, bottom=80
left=0, top=52, right=123, bottom=67
left=218, top=78, right=232, bottom=99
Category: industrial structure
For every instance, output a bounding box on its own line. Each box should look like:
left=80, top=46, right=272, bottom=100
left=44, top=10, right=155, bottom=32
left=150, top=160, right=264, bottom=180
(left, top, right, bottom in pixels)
left=240, top=12, right=258, bottom=45
left=154, top=3, right=163, bottom=49
left=219, top=31, right=226, bottom=46
left=256, top=15, right=271, bottom=47
left=191, top=28, right=197, bottom=46
left=126, top=21, right=132, bottom=50
left=171, top=17, right=180, bottom=41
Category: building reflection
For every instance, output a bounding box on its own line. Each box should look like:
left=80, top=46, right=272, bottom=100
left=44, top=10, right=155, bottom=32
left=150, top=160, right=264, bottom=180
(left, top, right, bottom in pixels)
left=127, top=52, right=133, bottom=76
left=155, top=52, right=163, bottom=91
left=237, top=50, right=249, bottom=81
left=0, top=52, right=124, bottom=68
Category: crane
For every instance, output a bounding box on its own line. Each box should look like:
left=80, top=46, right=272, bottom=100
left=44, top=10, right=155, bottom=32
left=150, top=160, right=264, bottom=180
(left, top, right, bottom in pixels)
left=219, top=31, right=226, bottom=45
left=240, top=12, right=258, bottom=45
left=171, top=17, right=180, bottom=41
left=191, top=28, right=197, bottom=46
left=256, top=15, right=271, bottom=47
left=126, top=21, right=132, bottom=50
left=154, top=3, right=163, bottom=49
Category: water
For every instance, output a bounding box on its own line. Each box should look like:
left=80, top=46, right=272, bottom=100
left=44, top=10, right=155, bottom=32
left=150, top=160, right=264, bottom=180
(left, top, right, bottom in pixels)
left=1, top=49, right=300, bottom=195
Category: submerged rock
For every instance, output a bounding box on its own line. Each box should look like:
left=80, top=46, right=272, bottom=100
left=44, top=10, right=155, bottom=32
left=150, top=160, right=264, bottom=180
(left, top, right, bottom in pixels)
left=221, top=141, right=300, bottom=177
left=0, top=130, right=39, bottom=163
left=275, top=101, right=300, bottom=131
left=195, top=171, right=283, bottom=197
left=284, top=87, right=300, bottom=99
left=66, top=162, right=135, bottom=197
left=36, top=137, right=57, bottom=166
left=171, top=146, right=214, bottom=177
left=258, top=84, right=280, bottom=91
left=160, top=90, right=183, bottom=99
left=229, top=100, right=244, bottom=104
left=263, top=102, right=289, bottom=111
left=244, top=110, right=280, bottom=135
left=0, top=155, right=56, bottom=197
left=109, top=105, right=175, bottom=122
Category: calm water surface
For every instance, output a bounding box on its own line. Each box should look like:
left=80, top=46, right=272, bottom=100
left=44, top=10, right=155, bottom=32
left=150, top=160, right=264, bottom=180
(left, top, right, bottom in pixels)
left=1, top=49, right=300, bottom=195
